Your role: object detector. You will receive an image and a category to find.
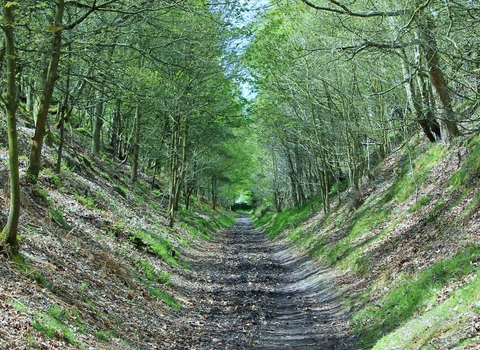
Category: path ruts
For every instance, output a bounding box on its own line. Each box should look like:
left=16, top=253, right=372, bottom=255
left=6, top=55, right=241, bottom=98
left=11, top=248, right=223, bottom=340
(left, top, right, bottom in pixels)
left=177, top=216, right=357, bottom=349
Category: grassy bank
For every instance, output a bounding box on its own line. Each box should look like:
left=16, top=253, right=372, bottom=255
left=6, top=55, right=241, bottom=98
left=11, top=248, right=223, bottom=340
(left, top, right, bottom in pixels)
left=253, top=136, right=480, bottom=349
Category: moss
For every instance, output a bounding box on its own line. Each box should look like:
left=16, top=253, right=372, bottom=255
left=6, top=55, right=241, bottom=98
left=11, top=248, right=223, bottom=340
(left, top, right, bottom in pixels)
left=354, top=245, right=480, bottom=348
left=408, top=194, right=433, bottom=213
left=147, top=286, right=181, bottom=310
left=32, top=307, right=77, bottom=345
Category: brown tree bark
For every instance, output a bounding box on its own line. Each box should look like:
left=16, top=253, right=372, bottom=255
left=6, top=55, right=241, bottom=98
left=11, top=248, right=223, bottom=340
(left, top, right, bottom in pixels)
left=401, top=49, right=440, bottom=142
left=26, top=0, right=65, bottom=181
left=417, top=13, right=460, bottom=142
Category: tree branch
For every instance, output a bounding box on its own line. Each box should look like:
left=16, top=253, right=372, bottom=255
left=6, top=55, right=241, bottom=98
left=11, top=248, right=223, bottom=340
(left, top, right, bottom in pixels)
left=299, top=0, right=408, bottom=17
left=64, top=0, right=120, bottom=30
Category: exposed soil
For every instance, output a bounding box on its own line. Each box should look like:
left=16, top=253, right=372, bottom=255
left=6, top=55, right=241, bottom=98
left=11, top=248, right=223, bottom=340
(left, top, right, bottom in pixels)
left=176, top=216, right=357, bottom=349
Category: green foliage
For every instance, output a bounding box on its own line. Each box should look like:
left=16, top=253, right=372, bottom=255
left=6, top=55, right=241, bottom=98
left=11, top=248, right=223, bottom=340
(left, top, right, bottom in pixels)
left=386, top=144, right=447, bottom=204
left=32, top=305, right=77, bottom=345
left=95, top=330, right=111, bottom=342
left=44, top=129, right=59, bottom=147
left=426, top=198, right=447, bottom=224
left=256, top=200, right=318, bottom=238
left=136, top=259, right=155, bottom=279
left=113, top=184, right=128, bottom=198
left=130, top=231, right=183, bottom=267
left=48, top=304, right=71, bottom=321
left=50, top=208, right=71, bottom=230
left=217, top=214, right=236, bottom=228
left=314, top=207, right=388, bottom=266
left=12, top=254, right=53, bottom=289
left=178, top=209, right=230, bottom=241
left=329, top=181, right=349, bottom=197
left=33, top=186, right=51, bottom=206
left=448, top=135, right=480, bottom=190
left=75, top=193, right=97, bottom=210
left=354, top=245, right=480, bottom=348
left=8, top=298, right=28, bottom=313
left=41, top=167, right=62, bottom=188
left=135, top=259, right=171, bottom=284
left=287, top=226, right=306, bottom=243
left=31, top=270, right=52, bottom=289
left=408, top=194, right=433, bottom=213
left=373, top=270, right=480, bottom=349
left=456, top=189, right=480, bottom=224
left=157, top=271, right=172, bottom=285
left=147, top=286, right=181, bottom=310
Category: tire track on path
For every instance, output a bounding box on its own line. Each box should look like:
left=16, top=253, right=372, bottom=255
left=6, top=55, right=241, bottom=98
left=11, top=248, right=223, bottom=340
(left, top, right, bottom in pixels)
left=178, top=216, right=358, bottom=349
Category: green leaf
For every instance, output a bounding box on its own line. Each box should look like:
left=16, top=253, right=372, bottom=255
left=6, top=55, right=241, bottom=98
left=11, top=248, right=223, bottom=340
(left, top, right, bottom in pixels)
left=5, top=1, right=19, bottom=8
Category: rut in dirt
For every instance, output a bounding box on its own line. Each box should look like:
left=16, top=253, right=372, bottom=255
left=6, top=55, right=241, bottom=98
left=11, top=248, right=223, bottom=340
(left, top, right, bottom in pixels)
left=180, top=216, right=358, bottom=349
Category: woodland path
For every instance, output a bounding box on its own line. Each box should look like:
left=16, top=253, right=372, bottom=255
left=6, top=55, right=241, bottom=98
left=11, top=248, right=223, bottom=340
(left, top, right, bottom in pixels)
left=176, top=216, right=358, bottom=349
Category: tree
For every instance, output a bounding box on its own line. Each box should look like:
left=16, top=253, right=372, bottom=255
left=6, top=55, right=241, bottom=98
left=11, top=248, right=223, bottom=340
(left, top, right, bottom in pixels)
left=297, top=0, right=461, bottom=142
left=1, top=0, right=20, bottom=255
left=25, top=0, right=65, bottom=181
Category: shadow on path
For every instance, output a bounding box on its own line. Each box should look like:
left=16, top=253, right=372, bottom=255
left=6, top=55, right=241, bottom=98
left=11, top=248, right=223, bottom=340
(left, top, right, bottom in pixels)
left=178, top=216, right=358, bottom=349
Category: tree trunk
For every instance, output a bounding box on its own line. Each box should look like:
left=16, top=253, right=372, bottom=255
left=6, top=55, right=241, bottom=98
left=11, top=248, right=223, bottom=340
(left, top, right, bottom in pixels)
left=272, top=153, right=283, bottom=212
left=211, top=175, right=218, bottom=210
left=417, top=12, right=460, bottom=142
left=401, top=49, right=439, bottom=142
left=131, top=105, right=141, bottom=182
left=111, top=100, right=121, bottom=161
left=1, top=1, right=20, bottom=255
left=26, top=0, right=65, bottom=181
left=92, top=90, right=104, bottom=155
left=168, top=114, right=180, bottom=227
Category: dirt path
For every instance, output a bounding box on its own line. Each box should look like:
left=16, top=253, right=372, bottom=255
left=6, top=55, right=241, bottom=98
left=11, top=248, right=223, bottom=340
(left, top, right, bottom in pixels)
left=176, top=216, right=357, bottom=349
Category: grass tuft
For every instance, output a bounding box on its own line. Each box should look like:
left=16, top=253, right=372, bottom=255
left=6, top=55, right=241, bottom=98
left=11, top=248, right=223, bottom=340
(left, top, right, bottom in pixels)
left=354, top=245, right=480, bottom=348
left=147, top=286, right=181, bottom=310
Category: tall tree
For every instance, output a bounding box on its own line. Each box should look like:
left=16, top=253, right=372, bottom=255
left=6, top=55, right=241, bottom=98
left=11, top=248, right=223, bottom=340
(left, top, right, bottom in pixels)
left=1, top=0, right=20, bottom=255
left=26, top=0, right=65, bottom=181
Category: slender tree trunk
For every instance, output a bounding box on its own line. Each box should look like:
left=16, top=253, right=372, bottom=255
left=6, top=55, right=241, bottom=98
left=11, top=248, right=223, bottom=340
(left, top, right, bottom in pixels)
left=1, top=1, right=20, bottom=255
left=168, top=114, right=180, bottom=227
left=26, top=0, right=65, bottom=181
left=272, top=152, right=283, bottom=212
left=111, top=100, right=121, bottom=160
left=92, top=90, right=104, bottom=155
left=56, top=106, right=66, bottom=173
left=56, top=48, right=71, bottom=173
left=211, top=175, right=218, bottom=210
left=131, top=105, right=141, bottom=182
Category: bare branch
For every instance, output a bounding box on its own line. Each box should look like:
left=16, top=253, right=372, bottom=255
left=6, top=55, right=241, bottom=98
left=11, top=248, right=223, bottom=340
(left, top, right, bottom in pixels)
left=299, top=0, right=408, bottom=17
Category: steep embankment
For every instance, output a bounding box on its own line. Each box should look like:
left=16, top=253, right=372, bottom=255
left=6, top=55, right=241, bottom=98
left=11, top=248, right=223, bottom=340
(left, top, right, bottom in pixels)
left=257, top=136, right=480, bottom=349
left=0, top=122, right=236, bottom=348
